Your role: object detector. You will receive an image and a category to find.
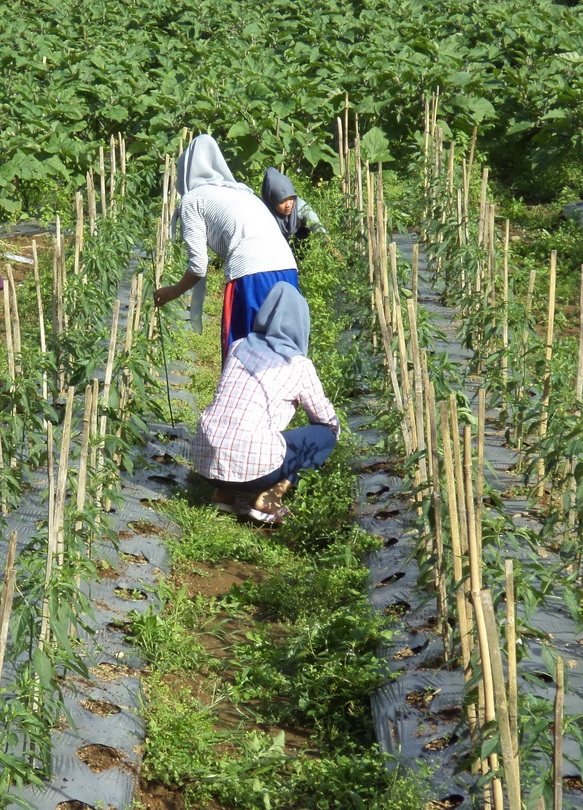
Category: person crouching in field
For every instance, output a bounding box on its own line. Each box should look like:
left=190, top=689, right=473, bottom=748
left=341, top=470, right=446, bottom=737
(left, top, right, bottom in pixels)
left=191, top=282, right=340, bottom=525
left=153, top=134, right=299, bottom=364
left=261, top=166, right=326, bottom=245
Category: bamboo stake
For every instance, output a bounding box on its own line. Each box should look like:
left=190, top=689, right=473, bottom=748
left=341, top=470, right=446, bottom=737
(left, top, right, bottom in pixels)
left=32, top=239, right=48, bottom=404
left=4, top=264, right=22, bottom=377
left=75, top=385, right=93, bottom=537
left=109, top=133, right=117, bottom=210
left=505, top=559, right=519, bottom=756
left=38, top=422, right=55, bottom=653
left=407, top=298, right=428, bottom=487
left=118, top=132, right=127, bottom=198
left=55, top=386, right=75, bottom=566
left=554, top=657, right=564, bottom=810
left=476, top=388, right=485, bottom=566
left=74, top=192, right=84, bottom=276
left=0, top=530, right=18, bottom=680
left=516, top=266, right=538, bottom=457
left=0, top=436, right=6, bottom=515
left=87, top=169, right=97, bottom=235
left=337, top=116, right=345, bottom=194
left=3, top=281, right=15, bottom=386
left=97, top=300, right=121, bottom=511
left=537, top=251, right=557, bottom=499
left=425, top=374, right=450, bottom=661
left=501, top=220, right=510, bottom=409
left=481, top=589, right=522, bottom=809
left=343, top=92, right=350, bottom=200
left=569, top=265, right=583, bottom=528
left=440, top=402, right=477, bottom=737
left=99, top=145, right=107, bottom=218
left=477, top=167, right=489, bottom=248
left=411, top=241, right=419, bottom=320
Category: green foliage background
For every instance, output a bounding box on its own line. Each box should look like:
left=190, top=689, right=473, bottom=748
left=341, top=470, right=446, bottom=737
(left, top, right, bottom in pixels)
left=2, top=0, right=583, bottom=217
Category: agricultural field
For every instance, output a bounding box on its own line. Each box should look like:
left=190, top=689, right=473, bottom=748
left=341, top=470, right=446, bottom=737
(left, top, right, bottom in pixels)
left=2, top=0, right=583, bottom=809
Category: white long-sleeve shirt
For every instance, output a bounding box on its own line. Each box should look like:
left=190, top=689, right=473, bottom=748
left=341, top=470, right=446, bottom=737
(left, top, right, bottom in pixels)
left=179, top=185, right=297, bottom=281
left=192, top=340, right=340, bottom=482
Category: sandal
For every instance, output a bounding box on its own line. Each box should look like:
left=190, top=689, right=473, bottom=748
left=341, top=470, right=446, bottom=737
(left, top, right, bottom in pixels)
left=246, top=505, right=291, bottom=526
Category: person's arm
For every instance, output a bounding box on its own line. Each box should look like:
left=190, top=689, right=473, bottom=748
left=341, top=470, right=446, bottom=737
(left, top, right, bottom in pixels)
left=296, top=359, right=340, bottom=436
left=296, top=197, right=326, bottom=234
left=154, top=195, right=208, bottom=307
left=153, top=271, right=202, bottom=307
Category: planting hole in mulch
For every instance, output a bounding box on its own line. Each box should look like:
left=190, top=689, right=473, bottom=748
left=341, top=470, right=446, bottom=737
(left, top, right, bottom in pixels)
left=427, top=795, right=465, bottom=809
left=374, top=507, right=401, bottom=519
left=91, top=662, right=136, bottom=681
left=382, top=536, right=399, bottom=547
left=423, top=734, right=458, bottom=752
left=120, top=551, right=150, bottom=564
left=375, top=571, right=406, bottom=587
left=77, top=743, right=126, bottom=772
left=151, top=451, right=176, bottom=464
left=405, top=688, right=440, bottom=709
left=383, top=600, right=410, bottom=618
left=56, top=803, right=98, bottom=810
left=80, top=698, right=121, bottom=717
left=127, top=520, right=159, bottom=535
left=564, top=776, right=583, bottom=790
left=148, top=474, right=178, bottom=485
left=114, top=586, right=148, bottom=601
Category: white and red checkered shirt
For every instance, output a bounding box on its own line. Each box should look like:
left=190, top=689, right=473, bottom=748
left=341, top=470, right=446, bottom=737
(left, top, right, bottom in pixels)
left=192, top=342, right=340, bottom=482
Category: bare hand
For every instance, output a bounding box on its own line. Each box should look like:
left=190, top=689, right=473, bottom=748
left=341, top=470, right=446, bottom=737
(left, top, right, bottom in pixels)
left=153, top=285, right=177, bottom=307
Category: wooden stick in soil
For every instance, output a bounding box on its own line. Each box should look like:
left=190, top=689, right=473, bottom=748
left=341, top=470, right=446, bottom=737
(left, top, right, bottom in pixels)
left=118, top=132, right=127, bottom=197
left=343, top=92, right=350, bottom=201
left=477, top=167, right=489, bottom=247
left=411, top=240, right=419, bottom=319
left=425, top=374, right=451, bottom=661
left=87, top=168, right=97, bottom=236
left=4, top=264, right=22, bottom=377
left=407, top=297, right=428, bottom=488
left=480, top=589, right=522, bottom=809
left=98, top=300, right=121, bottom=511
left=99, top=145, right=107, bottom=218
left=516, top=266, right=538, bottom=458
left=55, top=385, right=75, bottom=567
left=3, top=280, right=15, bottom=390
left=465, top=425, right=502, bottom=802
left=32, top=239, right=49, bottom=404
left=74, top=192, right=85, bottom=276
left=0, top=530, right=18, bottom=681
left=505, top=559, right=519, bottom=758
left=569, top=265, right=583, bottom=528
left=501, top=220, right=510, bottom=410
left=337, top=116, right=345, bottom=196
left=109, top=133, right=117, bottom=209
left=0, top=437, right=6, bottom=515
left=554, top=656, right=564, bottom=810
left=440, top=402, right=478, bottom=737
left=38, top=421, right=55, bottom=653
left=476, top=387, right=486, bottom=566
left=537, top=251, right=557, bottom=500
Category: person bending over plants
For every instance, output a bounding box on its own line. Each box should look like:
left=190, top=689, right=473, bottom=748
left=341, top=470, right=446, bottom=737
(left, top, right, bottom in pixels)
left=153, top=134, right=299, bottom=364
left=191, top=281, right=340, bottom=525
left=261, top=166, right=326, bottom=243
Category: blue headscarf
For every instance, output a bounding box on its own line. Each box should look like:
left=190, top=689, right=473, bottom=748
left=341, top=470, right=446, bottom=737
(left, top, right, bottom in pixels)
left=261, top=167, right=299, bottom=240
left=233, top=282, right=309, bottom=371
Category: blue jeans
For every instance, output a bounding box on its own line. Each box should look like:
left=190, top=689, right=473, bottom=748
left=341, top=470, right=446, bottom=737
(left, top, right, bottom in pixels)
left=207, top=424, right=337, bottom=491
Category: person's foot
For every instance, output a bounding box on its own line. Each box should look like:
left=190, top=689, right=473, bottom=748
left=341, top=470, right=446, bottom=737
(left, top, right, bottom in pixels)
left=211, top=489, right=247, bottom=514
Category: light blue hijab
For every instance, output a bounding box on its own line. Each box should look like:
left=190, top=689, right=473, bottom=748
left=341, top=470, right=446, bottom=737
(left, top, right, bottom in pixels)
left=170, top=133, right=252, bottom=332
left=233, top=282, right=310, bottom=370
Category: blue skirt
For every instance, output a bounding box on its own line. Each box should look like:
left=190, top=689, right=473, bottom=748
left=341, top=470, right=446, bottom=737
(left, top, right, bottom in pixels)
left=221, top=268, right=299, bottom=363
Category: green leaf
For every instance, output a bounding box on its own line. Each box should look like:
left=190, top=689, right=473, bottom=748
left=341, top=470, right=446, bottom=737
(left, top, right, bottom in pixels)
left=360, top=127, right=392, bottom=164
